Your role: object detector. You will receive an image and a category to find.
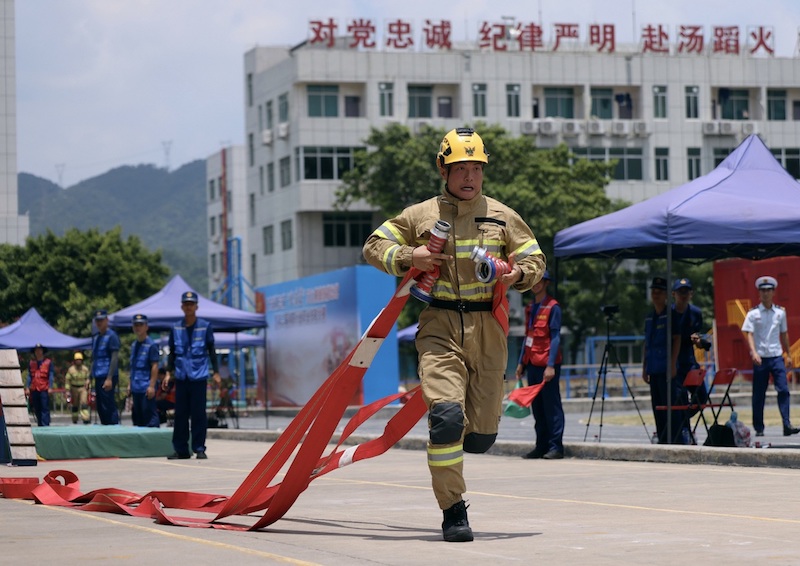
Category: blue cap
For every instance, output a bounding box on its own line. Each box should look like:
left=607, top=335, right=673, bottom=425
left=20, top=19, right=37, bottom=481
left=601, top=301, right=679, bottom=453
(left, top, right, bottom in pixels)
left=650, top=277, right=667, bottom=290
left=541, top=270, right=551, bottom=280
left=181, top=291, right=199, bottom=303
left=673, top=278, right=692, bottom=291
left=756, top=275, right=777, bottom=290
left=93, top=309, right=108, bottom=320
left=132, top=313, right=148, bottom=325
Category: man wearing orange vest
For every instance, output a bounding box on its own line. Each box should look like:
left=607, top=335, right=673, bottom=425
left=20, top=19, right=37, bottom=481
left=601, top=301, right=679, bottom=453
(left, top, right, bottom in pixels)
left=515, top=271, right=564, bottom=459
left=25, top=343, right=54, bottom=427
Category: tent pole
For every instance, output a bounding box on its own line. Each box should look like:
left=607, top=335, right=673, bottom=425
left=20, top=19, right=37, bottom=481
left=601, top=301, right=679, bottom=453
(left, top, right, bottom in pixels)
left=666, top=245, right=673, bottom=444
left=263, top=326, right=269, bottom=430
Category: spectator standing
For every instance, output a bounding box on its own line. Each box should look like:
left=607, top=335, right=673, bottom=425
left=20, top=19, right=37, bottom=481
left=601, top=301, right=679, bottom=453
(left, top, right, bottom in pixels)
left=91, top=309, right=121, bottom=425
left=65, top=352, right=90, bottom=424
left=128, top=314, right=160, bottom=427
left=25, top=343, right=53, bottom=426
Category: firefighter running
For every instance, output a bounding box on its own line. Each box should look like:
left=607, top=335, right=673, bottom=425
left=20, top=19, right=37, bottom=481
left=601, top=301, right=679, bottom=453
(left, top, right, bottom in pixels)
left=363, top=127, right=545, bottom=542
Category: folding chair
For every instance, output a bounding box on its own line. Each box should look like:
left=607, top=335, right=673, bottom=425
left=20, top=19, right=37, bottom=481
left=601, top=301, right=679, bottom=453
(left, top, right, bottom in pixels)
left=655, top=368, right=707, bottom=444
left=694, top=368, right=738, bottom=434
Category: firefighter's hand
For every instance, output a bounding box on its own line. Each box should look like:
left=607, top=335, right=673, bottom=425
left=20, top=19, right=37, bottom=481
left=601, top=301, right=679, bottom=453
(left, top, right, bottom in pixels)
left=643, top=373, right=651, bottom=384
left=103, top=378, right=112, bottom=392
left=146, top=385, right=155, bottom=400
left=412, top=245, right=451, bottom=272
left=514, top=363, right=524, bottom=379
left=212, top=372, right=221, bottom=385
left=498, top=252, right=522, bottom=286
left=544, top=366, right=556, bottom=382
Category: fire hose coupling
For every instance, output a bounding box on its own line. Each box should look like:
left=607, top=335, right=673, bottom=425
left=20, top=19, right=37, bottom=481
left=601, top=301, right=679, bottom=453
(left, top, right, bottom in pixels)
left=410, top=220, right=451, bottom=303
left=469, top=246, right=511, bottom=284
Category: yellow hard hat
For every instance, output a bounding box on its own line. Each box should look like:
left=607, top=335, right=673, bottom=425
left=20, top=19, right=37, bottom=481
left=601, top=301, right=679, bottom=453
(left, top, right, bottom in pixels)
left=74, top=352, right=83, bottom=360
left=437, top=127, right=489, bottom=168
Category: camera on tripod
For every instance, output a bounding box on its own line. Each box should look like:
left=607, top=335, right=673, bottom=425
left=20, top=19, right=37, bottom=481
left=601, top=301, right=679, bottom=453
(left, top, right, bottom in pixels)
left=601, top=304, right=619, bottom=317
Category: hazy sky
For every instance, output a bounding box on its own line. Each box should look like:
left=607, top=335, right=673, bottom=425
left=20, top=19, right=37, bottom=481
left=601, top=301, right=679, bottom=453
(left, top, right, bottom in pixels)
left=16, top=0, right=800, bottom=187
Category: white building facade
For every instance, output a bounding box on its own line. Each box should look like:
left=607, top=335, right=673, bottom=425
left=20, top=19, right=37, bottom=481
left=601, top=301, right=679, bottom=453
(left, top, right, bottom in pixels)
left=0, top=0, right=29, bottom=245
left=210, top=22, right=800, bottom=288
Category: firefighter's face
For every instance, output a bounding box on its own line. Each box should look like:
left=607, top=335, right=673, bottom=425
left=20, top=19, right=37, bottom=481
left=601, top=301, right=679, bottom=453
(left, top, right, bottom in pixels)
left=445, top=161, right=483, bottom=200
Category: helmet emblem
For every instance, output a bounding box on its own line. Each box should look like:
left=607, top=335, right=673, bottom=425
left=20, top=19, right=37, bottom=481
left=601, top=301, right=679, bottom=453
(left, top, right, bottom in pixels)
left=465, top=146, right=475, bottom=156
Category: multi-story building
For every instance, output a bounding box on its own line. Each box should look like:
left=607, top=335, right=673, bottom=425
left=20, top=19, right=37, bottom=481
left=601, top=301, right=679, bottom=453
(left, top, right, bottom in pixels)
left=210, top=25, right=800, bottom=289
left=0, top=0, right=29, bottom=245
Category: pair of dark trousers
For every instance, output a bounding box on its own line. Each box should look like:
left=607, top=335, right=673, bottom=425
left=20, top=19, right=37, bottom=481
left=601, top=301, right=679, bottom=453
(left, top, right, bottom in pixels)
left=131, top=391, right=160, bottom=427
left=29, top=390, right=50, bottom=426
left=94, top=379, right=119, bottom=425
left=649, top=373, right=686, bottom=444
left=752, top=356, right=792, bottom=433
left=172, top=379, right=208, bottom=455
left=525, top=364, right=565, bottom=454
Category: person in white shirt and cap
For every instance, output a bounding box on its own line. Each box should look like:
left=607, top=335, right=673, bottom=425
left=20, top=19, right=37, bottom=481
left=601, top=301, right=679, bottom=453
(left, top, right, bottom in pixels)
left=741, top=275, right=799, bottom=437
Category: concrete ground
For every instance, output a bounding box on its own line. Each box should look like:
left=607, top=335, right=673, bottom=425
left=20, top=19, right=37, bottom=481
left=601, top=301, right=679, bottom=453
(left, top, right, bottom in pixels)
left=3, top=392, right=800, bottom=564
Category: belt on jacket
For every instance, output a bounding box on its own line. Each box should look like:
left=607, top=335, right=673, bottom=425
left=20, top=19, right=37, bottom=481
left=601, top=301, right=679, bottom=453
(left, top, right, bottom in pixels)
left=429, top=299, right=493, bottom=312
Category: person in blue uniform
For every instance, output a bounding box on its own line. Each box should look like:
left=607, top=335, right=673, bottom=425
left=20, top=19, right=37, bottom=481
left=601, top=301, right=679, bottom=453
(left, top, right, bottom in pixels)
left=672, top=277, right=711, bottom=418
left=91, top=309, right=120, bottom=425
left=128, top=314, right=160, bottom=427
left=741, top=275, right=800, bottom=437
left=164, top=291, right=220, bottom=459
left=642, top=277, right=683, bottom=444
left=25, top=344, right=54, bottom=426
left=515, top=271, right=565, bottom=460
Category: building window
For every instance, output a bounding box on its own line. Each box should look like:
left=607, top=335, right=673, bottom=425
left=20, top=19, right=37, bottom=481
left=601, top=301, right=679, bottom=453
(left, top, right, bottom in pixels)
left=323, top=212, right=373, bottom=247
left=687, top=147, right=701, bottom=180
left=307, top=85, right=339, bottom=117
left=408, top=86, right=433, bottom=118
left=211, top=253, right=217, bottom=274
left=258, top=104, right=263, bottom=132
left=768, top=89, right=787, bottom=121
left=616, top=92, right=633, bottom=119
left=655, top=147, right=669, bottom=181
left=685, top=86, right=699, bottom=119
left=266, top=100, right=274, bottom=129
left=279, top=156, right=291, bottom=187
left=250, top=254, right=256, bottom=286
left=258, top=165, right=265, bottom=195
left=544, top=87, right=574, bottom=118
left=209, top=216, right=216, bottom=237
left=280, top=220, right=293, bottom=251
left=278, top=92, right=289, bottom=122
left=267, top=162, right=275, bottom=192
left=653, top=85, right=667, bottom=119
left=590, top=88, right=613, bottom=119
left=246, top=73, right=253, bottom=107
left=297, top=147, right=362, bottom=180
left=263, top=225, right=274, bottom=255
left=248, top=133, right=254, bottom=167
left=771, top=148, right=800, bottom=178
left=379, top=82, right=394, bottom=117
left=344, top=96, right=361, bottom=117
left=719, top=88, right=749, bottom=120
left=713, top=147, right=733, bottom=167
left=572, top=147, right=642, bottom=180
left=506, top=84, right=520, bottom=117
left=472, top=83, right=487, bottom=117
left=209, top=179, right=215, bottom=201
left=438, top=97, right=453, bottom=118
left=248, top=193, right=256, bottom=226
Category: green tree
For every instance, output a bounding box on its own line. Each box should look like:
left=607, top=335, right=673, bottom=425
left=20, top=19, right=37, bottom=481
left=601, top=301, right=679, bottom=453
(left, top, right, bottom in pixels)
left=0, top=227, right=168, bottom=333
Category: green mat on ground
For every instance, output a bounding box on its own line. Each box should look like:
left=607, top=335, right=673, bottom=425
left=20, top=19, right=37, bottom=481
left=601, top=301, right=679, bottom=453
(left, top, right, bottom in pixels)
left=32, top=425, right=173, bottom=460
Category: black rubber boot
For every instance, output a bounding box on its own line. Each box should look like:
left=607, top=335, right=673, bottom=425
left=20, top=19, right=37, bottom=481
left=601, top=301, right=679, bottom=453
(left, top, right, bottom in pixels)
left=441, top=500, right=474, bottom=542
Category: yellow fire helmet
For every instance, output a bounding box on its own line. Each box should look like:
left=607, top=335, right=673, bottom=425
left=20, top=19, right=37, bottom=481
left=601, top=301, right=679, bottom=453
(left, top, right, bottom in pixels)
left=437, top=127, right=489, bottom=169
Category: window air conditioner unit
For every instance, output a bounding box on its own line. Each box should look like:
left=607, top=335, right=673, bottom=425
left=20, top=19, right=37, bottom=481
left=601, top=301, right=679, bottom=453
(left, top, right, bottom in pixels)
left=586, top=120, right=606, bottom=136
left=633, top=120, right=650, bottom=136
left=261, top=129, right=273, bottom=146
left=539, top=118, right=559, bottom=135
left=719, top=121, right=736, bottom=135
left=611, top=120, right=630, bottom=136
left=702, top=121, right=719, bottom=135
left=562, top=120, right=583, bottom=137
left=278, top=122, right=290, bottom=138
left=741, top=121, right=757, bottom=136
left=520, top=120, right=538, bottom=135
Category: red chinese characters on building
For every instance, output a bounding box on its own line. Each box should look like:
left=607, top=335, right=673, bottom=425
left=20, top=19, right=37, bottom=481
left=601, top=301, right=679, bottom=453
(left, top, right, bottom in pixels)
left=309, top=18, right=338, bottom=48
left=517, top=23, right=545, bottom=51
left=748, top=26, right=774, bottom=55
left=677, top=25, right=704, bottom=53
left=478, top=21, right=508, bottom=51
left=347, top=18, right=376, bottom=48
left=712, top=26, right=740, bottom=54
left=552, top=23, right=579, bottom=51
left=385, top=19, right=413, bottom=49
left=642, top=24, right=670, bottom=53
left=589, top=24, right=615, bottom=53
left=423, top=19, right=452, bottom=50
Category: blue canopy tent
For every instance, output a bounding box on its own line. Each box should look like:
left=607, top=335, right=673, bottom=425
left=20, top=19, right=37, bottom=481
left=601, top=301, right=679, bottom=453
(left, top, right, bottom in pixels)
left=553, top=134, right=800, bottom=442
left=155, top=331, right=264, bottom=349
left=0, top=308, right=92, bottom=352
left=397, top=323, right=418, bottom=343
left=108, top=275, right=266, bottom=332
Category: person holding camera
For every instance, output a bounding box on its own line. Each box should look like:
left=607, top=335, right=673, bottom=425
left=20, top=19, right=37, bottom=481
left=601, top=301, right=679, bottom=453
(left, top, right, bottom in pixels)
left=515, top=270, right=564, bottom=460
left=642, top=277, right=684, bottom=444
left=363, top=127, right=545, bottom=543
left=672, top=278, right=711, bottom=419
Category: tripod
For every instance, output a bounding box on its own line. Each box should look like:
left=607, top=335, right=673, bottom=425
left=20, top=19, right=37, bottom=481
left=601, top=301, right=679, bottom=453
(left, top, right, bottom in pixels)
left=584, top=313, right=650, bottom=442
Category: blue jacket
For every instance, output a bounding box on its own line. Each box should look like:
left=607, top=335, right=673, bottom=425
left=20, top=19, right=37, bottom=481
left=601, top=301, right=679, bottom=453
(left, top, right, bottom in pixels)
left=170, top=318, right=215, bottom=381
left=92, top=329, right=120, bottom=379
left=644, top=308, right=681, bottom=375
left=129, top=337, right=160, bottom=393
left=676, top=303, right=703, bottom=374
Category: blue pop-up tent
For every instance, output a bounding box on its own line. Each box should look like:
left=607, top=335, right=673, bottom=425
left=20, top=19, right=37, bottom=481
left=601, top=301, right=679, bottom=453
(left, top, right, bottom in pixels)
left=0, top=308, right=92, bottom=352
left=108, top=275, right=265, bottom=332
left=554, top=135, right=800, bottom=262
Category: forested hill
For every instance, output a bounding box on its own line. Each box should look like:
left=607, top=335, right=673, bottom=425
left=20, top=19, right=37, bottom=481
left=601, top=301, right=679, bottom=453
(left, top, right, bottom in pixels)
left=18, top=161, right=208, bottom=291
